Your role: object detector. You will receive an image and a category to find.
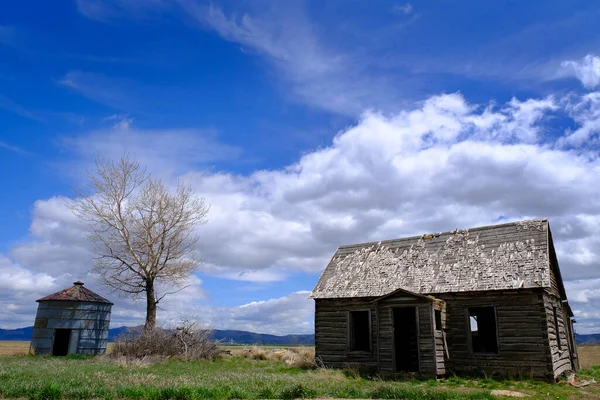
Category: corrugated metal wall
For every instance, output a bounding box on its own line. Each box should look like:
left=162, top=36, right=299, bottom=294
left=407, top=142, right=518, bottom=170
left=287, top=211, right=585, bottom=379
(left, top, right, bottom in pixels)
left=30, top=300, right=112, bottom=355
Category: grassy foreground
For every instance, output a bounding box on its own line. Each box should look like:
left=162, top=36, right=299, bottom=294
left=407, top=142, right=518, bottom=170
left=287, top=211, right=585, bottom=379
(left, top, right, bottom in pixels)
left=1, top=354, right=600, bottom=400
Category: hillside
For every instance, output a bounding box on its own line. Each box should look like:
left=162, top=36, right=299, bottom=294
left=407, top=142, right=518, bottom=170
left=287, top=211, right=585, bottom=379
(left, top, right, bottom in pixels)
left=3, top=326, right=600, bottom=346
left=0, top=326, right=315, bottom=346
left=576, top=333, right=600, bottom=345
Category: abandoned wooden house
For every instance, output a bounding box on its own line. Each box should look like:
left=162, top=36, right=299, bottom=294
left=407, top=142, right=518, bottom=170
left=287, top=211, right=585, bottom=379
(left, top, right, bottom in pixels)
left=310, top=218, right=578, bottom=380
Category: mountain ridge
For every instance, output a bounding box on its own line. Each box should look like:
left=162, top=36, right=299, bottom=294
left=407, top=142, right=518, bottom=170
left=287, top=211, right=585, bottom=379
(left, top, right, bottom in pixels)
left=0, top=326, right=315, bottom=345
left=2, top=327, right=599, bottom=345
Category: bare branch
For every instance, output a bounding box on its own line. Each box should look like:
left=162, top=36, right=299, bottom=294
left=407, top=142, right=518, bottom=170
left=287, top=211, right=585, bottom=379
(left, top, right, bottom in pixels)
left=70, top=154, right=209, bottom=330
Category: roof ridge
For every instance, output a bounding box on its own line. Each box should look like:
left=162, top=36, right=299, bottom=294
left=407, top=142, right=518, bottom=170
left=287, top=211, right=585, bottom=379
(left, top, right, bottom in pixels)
left=36, top=283, right=113, bottom=304
left=312, top=218, right=551, bottom=298
left=338, top=218, right=548, bottom=249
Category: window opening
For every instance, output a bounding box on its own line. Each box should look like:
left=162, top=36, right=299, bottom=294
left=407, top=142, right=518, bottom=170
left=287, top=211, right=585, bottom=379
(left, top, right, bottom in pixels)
left=349, top=310, right=371, bottom=351
left=435, top=309, right=442, bottom=331
left=468, top=307, right=498, bottom=354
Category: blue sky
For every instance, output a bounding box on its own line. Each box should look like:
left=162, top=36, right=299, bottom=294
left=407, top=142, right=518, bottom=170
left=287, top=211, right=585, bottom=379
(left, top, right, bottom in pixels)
left=2, top=0, right=600, bottom=334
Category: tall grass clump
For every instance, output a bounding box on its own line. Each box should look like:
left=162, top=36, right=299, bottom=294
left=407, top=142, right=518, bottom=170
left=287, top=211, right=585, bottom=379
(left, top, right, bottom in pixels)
left=235, top=346, right=316, bottom=369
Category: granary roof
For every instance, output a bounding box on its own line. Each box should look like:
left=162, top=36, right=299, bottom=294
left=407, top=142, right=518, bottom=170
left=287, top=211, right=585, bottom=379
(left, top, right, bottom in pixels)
left=310, top=218, right=553, bottom=299
left=36, top=281, right=113, bottom=304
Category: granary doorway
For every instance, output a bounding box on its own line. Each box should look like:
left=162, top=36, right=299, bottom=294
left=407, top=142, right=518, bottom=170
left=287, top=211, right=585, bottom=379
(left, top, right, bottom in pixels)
left=52, top=329, right=71, bottom=356
left=393, top=307, right=419, bottom=372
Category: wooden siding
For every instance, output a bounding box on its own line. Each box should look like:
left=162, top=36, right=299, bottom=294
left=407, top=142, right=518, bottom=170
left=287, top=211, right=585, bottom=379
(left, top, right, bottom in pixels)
left=315, top=298, right=379, bottom=369
left=314, top=289, right=574, bottom=380
left=315, top=294, right=439, bottom=378
left=543, top=293, right=574, bottom=378
left=436, top=290, right=553, bottom=379
left=548, top=263, right=561, bottom=298
left=433, top=301, right=447, bottom=375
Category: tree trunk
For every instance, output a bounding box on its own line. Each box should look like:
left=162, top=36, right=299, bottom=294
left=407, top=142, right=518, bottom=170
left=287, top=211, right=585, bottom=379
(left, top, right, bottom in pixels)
left=145, top=280, right=157, bottom=330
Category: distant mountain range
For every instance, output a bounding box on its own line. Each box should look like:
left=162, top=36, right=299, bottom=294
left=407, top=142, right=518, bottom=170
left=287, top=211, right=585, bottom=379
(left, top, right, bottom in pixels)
left=575, top=333, right=600, bottom=345
left=0, top=326, right=315, bottom=346
left=2, top=326, right=599, bottom=346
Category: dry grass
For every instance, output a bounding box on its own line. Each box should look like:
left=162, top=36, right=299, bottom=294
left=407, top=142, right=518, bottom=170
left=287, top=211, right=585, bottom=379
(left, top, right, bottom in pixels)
left=578, top=345, right=600, bottom=369
left=0, top=341, right=115, bottom=356
left=231, top=346, right=316, bottom=369
left=0, top=341, right=30, bottom=356
left=2, top=340, right=600, bottom=369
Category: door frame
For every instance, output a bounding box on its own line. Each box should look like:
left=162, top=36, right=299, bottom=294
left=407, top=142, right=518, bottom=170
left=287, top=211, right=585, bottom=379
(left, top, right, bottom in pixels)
left=391, top=305, right=420, bottom=373
left=52, top=328, right=72, bottom=356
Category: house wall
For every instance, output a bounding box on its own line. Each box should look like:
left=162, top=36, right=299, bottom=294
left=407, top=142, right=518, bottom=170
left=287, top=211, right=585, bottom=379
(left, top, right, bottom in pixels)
left=314, top=297, right=379, bottom=369
left=547, top=234, right=579, bottom=373
left=31, top=301, right=112, bottom=356
left=543, top=293, right=574, bottom=378
left=436, top=290, right=554, bottom=379
left=433, top=301, right=447, bottom=376
left=314, top=293, right=438, bottom=378
left=315, top=289, right=575, bottom=380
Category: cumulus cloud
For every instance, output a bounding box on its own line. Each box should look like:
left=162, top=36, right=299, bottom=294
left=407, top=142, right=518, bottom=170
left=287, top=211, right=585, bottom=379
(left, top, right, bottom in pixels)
left=0, top=255, right=59, bottom=328
left=190, top=291, right=313, bottom=335
left=561, top=55, right=600, bottom=89
left=4, top=90, right=600, bottom=332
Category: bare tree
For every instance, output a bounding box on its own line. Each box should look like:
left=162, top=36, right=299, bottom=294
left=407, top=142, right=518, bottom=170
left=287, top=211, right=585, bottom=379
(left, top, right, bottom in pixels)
left=71, top=155, right=209, bottom=330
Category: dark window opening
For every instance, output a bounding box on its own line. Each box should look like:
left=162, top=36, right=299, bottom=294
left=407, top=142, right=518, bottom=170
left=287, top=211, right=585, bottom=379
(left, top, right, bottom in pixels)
left=554, top=307, right=562, bottom=350
left=349, top=310, right=371, bottom=351
left=52, top=329, right=71, bottom=356
left=435, top=310, right=442, bottom=331
left=468, top=307, right=498, bottom=354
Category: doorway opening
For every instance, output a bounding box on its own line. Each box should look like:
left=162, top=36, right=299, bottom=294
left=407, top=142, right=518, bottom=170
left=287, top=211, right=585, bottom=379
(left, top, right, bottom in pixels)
left=393, top=307, right=419, bottom=372
left=52, top=329, right=71, bottom=356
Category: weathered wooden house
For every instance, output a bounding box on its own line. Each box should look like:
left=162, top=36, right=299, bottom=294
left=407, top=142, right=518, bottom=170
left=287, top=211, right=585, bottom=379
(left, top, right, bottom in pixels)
left=31, top=281, right=113, bottom=356
left=310, top=219, right=578, bottom=380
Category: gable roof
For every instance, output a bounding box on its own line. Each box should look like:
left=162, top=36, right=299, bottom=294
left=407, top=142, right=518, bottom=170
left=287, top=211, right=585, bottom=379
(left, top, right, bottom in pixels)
left=310, top=218, right=552, bottom=299
left=36, top=281, right=113, bottom=304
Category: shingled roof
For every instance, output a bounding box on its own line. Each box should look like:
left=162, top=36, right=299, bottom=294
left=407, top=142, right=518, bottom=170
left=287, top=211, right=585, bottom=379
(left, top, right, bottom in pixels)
left=36, top=281, right=113, bottom=304
left=310, top=218, right=552, bottom=299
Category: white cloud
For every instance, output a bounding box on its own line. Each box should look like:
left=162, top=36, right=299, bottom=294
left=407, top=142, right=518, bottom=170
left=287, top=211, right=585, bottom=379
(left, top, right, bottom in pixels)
left=561, top=55, right=600, bottom=89
left=193, top=291, right=314, bottom=335
left=0, top=255, right=59, bottom=328
left=179, top=2, right=413, bottom=116
left=0, top=255, right=56, bottom=293
left=4, top=90, right=600, bottom=333
left=558, top=92, right=600, bottom=147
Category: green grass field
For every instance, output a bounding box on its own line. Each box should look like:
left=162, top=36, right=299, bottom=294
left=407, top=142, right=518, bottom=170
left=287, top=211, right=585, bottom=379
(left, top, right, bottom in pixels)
left=1, top=343, right=600, bottom=399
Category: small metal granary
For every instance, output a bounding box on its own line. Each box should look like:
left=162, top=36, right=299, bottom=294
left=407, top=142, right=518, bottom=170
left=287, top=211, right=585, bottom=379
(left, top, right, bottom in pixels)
left=30, top=281, right=113, bottom=356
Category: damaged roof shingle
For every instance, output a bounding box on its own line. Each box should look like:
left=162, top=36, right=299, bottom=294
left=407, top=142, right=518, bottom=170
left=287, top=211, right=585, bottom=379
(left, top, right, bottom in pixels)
left=310, top=218, right=550, bottom=299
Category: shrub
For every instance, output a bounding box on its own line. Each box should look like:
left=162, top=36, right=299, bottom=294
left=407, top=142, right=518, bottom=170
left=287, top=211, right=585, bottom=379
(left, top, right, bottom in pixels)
left=110, top=321, right=221, bottom=362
